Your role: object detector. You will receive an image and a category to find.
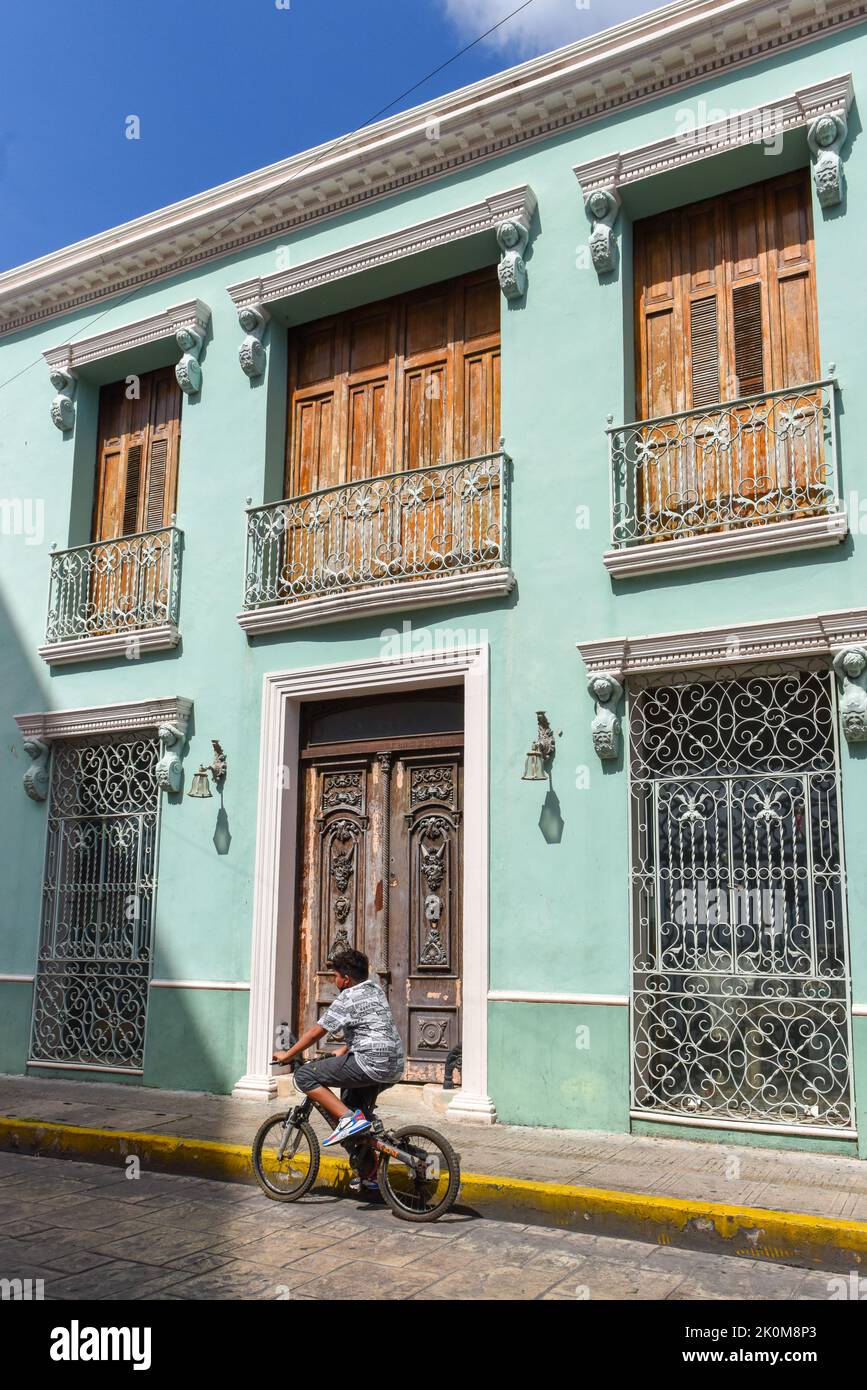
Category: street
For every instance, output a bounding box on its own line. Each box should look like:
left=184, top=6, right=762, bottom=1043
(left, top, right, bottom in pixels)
left=0, top=1150, right=843, bottom=1301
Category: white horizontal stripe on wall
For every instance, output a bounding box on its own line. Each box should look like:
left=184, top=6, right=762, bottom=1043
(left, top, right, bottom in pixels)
left=149, top=979, right=250, bottom=991
left=488, top=990, right=628, bottom=1006
left=0, top=974, right=35, bottom=983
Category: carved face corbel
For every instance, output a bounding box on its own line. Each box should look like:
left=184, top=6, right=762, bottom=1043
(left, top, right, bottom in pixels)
left=156, top=722, right=186, bottom=793
left=175, top=327, right=204, bottom=395
left=238, top=305, right=269, bottom=378
left=496, top=217, right=530, bottom=301
left=49, top=367, right=77, bottom=432
left=808, top=113, right=848, bottom=209
left=585, top=188, right=621, bottom=275
left=833, top=647, right=867, bottom=743
left=22, top=737, right=51, bottom=801
left=588, top=672, right=624, bottom=761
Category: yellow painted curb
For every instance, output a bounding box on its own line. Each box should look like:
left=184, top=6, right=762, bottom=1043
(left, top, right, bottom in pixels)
left=2, top=1113, right=865, bottom=1267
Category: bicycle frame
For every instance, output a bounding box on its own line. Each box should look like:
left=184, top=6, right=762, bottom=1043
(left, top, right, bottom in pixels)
left=280, top=1095, right=432, bottom=1176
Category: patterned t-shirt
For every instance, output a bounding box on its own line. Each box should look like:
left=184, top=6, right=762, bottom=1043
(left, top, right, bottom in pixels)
left=318, top=979, right=406, bottom=1083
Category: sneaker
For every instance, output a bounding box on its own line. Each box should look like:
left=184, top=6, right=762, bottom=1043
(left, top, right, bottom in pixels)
left=323, top=1109, right=372, bottom=1148
left=349, top=1175, right=381, bottom=1194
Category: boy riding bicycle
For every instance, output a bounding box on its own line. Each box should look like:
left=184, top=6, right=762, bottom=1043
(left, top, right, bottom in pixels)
left=271, top=947, right=405, bottom=1183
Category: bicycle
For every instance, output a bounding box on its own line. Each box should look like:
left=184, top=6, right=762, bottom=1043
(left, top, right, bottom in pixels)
left=251, top=1060, right=461, bottom=1223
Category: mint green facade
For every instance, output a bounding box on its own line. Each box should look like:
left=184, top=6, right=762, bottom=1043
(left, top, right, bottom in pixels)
left=2, top=12, right=866, bottom=1153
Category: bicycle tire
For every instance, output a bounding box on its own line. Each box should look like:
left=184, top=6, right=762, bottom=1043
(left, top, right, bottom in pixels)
left=378, top=1123, right=460, bottom=1223
left=252, top=1113, right=320, bottom=1201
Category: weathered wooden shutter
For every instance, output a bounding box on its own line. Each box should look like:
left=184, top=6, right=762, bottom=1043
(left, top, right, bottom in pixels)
left=285, top=268, right=501, bottom=495
left=93, top=366, right=181, bottom=542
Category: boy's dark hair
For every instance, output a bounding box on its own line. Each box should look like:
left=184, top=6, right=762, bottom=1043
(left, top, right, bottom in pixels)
left=330, top=948, right=369, bottom=983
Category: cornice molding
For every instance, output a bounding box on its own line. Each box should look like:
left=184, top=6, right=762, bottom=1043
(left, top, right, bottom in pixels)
left=14, top=695, right=193, bottom=742
left=226, top=187, right=537, bottom=310
left=572, top=72, right=854, bottom=193
left=603, top=510, right=848, bottom=576
left=42, top=299, right=211, bottom=373
left=2, top=0, right=865, bottom=337
left=577, top=606, right=867, bottom=675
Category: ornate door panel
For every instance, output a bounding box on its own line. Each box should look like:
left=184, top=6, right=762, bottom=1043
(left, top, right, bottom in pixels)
left=295, top=746, right=463, bottom=1082
left=390, top=754, right=463, bottom=1083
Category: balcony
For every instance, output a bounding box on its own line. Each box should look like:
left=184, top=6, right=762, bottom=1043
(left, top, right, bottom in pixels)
left=604, top=380, right=846, bottom=577
left=237, top=449, right=514, bottom=634
left=39, top=524, right=181, bottom=666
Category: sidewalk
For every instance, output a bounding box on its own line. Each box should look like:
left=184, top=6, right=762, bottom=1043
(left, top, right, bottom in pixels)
left=2, top=1073, right=866, bottom=1271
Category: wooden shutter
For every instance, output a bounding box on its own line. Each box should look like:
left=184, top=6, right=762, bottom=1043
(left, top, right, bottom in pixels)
left=634, top=170, right=819, bottom=413
left=284, top=268, right=501, bottom=496
left=93, top=365, right=181, bottom=541
left=633, top=171, right=820, bottom=532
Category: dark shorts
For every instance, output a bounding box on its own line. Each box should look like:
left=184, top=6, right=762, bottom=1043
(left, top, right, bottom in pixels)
left=294, top=1052, right=386, bottom=1117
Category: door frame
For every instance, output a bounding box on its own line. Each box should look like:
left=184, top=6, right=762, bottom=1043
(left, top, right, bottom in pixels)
left=233, top=643, right=495, bottom=1124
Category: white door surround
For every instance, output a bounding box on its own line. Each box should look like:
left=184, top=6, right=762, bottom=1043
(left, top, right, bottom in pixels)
left=233, top=644, right=496, bottom=1124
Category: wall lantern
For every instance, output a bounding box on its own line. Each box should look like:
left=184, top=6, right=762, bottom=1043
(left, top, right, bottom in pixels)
left=188, top=740, right=227, bottom=799
left=521, top=712, right=556, bottom=782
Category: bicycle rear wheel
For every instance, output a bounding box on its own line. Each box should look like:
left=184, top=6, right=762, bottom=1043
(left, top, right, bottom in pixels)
left=252, top=1113, right=320, bottom=1201
left=378, top=1124, right=460, bottom=1223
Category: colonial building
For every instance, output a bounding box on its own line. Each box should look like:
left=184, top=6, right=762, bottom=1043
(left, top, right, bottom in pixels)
left=2, top=0, right=867, bottom=1159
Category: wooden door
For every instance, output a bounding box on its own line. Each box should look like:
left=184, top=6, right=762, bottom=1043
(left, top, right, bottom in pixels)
left=633, top=170, right=821, bottom=534
left=295, top=745, right=463, bottom=1084
left=91, top=367, right=181, bottom=627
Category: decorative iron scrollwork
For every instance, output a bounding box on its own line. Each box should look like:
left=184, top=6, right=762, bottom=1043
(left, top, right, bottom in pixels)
left=629, top=664, right=852, bottom=1131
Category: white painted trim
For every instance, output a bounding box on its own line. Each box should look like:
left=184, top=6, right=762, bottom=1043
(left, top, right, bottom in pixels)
left=0, top=974, right=34, bottom=984
left=227, top=190, right=535, bottom=310
left=237, top=568, right=515, bottom=636
left=38, top=624, right=180, bottom=667
left=27, top=1061, right=145, bottom=1075
left=603, top=512, right=848, bottom=578
left=2, top=0, right=863, bottom=335
left=573, top=73, right=854, bottom=193
left=578, top=606, right=867, bottom=677
left=488, top=989, right=628, bottom=1006
left=234, top=644, right=496, bottom=1123
left=14, top=695, right=193, bottom=742
left=631, top=1110, right=857, bottom=1140
left=150, top=979, right=250, bottom=991
left=43, top=300, right=210, bottom=374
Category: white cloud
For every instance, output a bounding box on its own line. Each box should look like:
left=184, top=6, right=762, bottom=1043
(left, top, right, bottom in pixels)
left=439, top=0, right=664, bottom=57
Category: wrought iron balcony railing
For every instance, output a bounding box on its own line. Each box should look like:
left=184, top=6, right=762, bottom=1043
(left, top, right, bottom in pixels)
left=607, top=379, right=840, bottom=549
left=242, top=449, right=510, bottom=609
left=45, top=524, right=181, bottom=645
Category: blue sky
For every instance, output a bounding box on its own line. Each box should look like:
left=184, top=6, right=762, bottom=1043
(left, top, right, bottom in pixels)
left=0, top=0, right=666, bottom=272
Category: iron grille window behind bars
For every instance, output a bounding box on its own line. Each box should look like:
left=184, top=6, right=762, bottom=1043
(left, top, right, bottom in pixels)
left=30, top=733, right=161, bottom=1071
left=628, top=663, right=853, bottom=1132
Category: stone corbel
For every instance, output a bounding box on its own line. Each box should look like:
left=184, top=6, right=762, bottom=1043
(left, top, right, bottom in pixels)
left=238, top=305, right=269, bottom=378
left=833, top=647, right=867, bottom=743
left=808, top=112, right=848, bottom=208
left=585, top=188, right=621, bottom=275
left=588, top=671, right=624, bottom=761
left=496, top=217, right=530, bottom=302
left=22, top=737, right=50, bottom=801
left=156, top=722, right=187, bottom=793
left=49, top=366, right=77, bottom=432
left=175, top=328, right=204, bottom=395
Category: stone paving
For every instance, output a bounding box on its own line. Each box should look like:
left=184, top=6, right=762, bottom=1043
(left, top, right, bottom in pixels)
left=1, top=1073, right=866, bottom=1223
left=0, top=1150, right=846, bottom=1301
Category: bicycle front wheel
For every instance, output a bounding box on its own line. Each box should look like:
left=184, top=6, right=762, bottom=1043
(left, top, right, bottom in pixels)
left=378, top=1124, right=460, bottom=1223
left=252, top=1114, right=320, bottom=1201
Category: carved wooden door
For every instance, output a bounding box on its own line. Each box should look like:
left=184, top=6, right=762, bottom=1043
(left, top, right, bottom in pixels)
left=295, top=747, right=463, bottom=1083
